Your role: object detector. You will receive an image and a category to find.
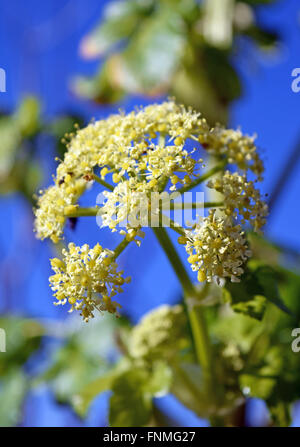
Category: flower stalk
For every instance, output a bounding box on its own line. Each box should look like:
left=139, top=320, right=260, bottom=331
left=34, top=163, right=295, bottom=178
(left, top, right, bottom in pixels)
left=152, top=226, right=214, bottom=393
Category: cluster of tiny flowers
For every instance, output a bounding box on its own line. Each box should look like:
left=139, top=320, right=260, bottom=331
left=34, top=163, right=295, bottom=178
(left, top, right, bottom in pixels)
left=129, top=305, right=189, bottom=361
left=207, top=171, right=268, bottom=232
left=184, top=210, right=252, bottom=284
left=198, top=126, right=264, bottom=179
left=34, top=179, right=86, bottom=243
left=101, top=179, right=149, bottom=241
left=34, top=100, right=263, bottom=243
left=49, top=243, right=130, bottom=322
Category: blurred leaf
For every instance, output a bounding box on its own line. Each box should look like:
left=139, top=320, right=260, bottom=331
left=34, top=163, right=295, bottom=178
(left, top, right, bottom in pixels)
left=35, top=315, right=122, bottom=405
left=239, top=345, right=283, bottom=399
left=247, top=232, right=281, bottom=265
left=109, top=368, right=152, bottom=427
left=72, top=369, right=119, bottom=417
left=14, top=96, right=40, bottom=138
left=245, top=25, right=278, bottom=49
left=202, top=0, right=234, bottom=49
left=0, top=316, right=44, bottom=376
left=80, top=0, right=153, bottom=59
left=0, top=117, right=22, bottom=182
left=0, top=96, right=42, bottom=195
left=145, top=361, right=172, bottom=397
left=0, top=369, right=27, bottom=427
left=242, top=0, right=278, bottom=5
left=109, top=361, right=172, bottom=427
left=107, top=8, right=186, bottom=94
left=171, top=62, right=228, bottom=124
left=22, top=160, right=43, bottom=197
left=46, top=114, right=84, bottom=158
left=73, top=60, right=124, bottom=103
left=223, top=264, right=293, bottom=320
left=170, top=362, right=210, bottom=417
left=203, top=46, right=242, bottom=102
left=268, top=402, right=291, bottom=427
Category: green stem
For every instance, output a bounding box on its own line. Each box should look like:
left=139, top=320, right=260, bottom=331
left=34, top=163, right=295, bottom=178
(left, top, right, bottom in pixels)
left=93, top=174, right=114, bottom=191
left=112, top=237, right=131, bottom=260
left=65, top=207, right=102, bottom=217
left=176, top=160, right=227, bottom=195
left=166, top=201, right=223, bottom=210
left=152, top=227, right=213, bottom=386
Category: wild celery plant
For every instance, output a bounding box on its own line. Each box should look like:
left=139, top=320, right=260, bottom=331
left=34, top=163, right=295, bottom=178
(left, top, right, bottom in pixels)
left=34, top=100, right=294, bottom=427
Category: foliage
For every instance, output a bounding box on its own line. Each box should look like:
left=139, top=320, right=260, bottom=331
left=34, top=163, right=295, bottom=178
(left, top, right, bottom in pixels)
left=0, top=97, right=83, bottom=204
left=74, top=0, right=278, bottom=123
left=0, top=316, right=44, bottom=426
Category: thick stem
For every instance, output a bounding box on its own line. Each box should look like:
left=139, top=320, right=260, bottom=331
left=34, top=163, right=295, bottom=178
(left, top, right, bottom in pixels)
left=152, top=227, right=213, bottom=388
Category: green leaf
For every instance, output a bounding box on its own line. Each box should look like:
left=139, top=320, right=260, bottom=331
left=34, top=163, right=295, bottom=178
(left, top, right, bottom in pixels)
left=73, top=60, right=124, bottom=103
left=0, top=316, right=44, bottom=376
left=109, top=361, right=172, bottom=427
left=14, top=96, right=41, bottom=137
left=72, top=370, right=118, bottom=417
left=0, top=117, right=22, bottom=182
left=143, top=361, right=172, bottom=397
left=116, top=8, right=186, bottom=93
left=80, top=0, right=152, bottom=58
left=202, top=0, right=235, bottom=49
left=109, top=368, right=152, bottom=427
left=242, top=0, right=278, bottom=5
left=245, top=26, right=278, bottom=49
left=268, top=402, right=291, bottom=427
left=0, top=369, right=27, bottom=427
left=35, top=315, right=123, bottom=405
left=223, top=264, right=293, bottom=320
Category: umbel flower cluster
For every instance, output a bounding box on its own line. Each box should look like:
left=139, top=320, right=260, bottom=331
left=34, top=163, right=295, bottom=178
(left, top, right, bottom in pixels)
left=49, top=243, right=130, bottom=322
left=34, top=100, right=268, bottom=320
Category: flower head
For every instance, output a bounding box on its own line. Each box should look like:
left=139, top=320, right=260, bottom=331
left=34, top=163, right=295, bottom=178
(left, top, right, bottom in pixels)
left=199, top=126, right=264, bottom=179
left=34, top=179, right=86, bottom=243
left=185, top=211, right=252, bottom=284
left=34, top=100, right=264, bottom=243
left=49, top=243, right=130, bottom=322
left=207, top=171, right=268, bottom=231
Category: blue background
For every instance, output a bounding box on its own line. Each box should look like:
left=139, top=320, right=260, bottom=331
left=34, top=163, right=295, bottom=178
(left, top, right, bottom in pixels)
left=0, top=0, right=300, bottom=426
